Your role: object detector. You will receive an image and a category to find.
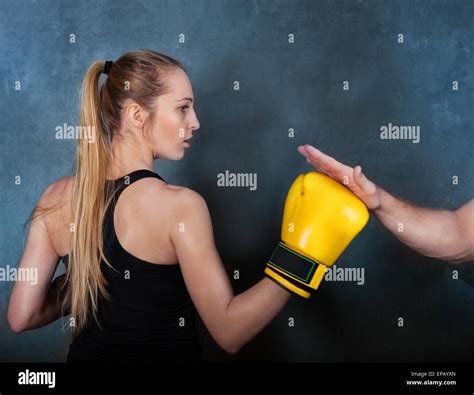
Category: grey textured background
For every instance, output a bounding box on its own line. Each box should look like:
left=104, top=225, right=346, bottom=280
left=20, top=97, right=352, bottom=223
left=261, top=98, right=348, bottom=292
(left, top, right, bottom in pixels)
left=0, top=0, right=473, bottom=362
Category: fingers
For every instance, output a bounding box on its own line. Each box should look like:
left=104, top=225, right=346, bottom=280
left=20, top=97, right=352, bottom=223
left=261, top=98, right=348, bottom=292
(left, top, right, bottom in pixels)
left=298, top=145, right=323, bottom=161
left=298, top=144, right=331, bottom=169
left=305, top=155, right=327, bottom=175
left=298, top=144, right=352, bottom=177
left=303, top=144, right=322, bottom=157
left=297, top=145, right=307, bottom=156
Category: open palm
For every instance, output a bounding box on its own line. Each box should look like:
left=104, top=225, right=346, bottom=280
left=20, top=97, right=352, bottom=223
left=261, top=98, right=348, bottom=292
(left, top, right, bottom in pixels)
left=297, top=145, right=381, bottom=210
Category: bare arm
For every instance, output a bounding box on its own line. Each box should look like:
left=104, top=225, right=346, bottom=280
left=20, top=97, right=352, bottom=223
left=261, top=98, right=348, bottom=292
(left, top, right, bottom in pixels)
left=298, top=144, right=474, bottom=264
left=7, top=185, right=68, bottom=332
left=169, top=189, right=291, bottom=354
left=373, top=189, right=474, bottom=263
left=7, top=217, right=66, bottom=332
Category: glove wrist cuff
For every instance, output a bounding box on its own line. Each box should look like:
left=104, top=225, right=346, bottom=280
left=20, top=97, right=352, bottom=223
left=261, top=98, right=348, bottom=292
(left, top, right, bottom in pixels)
left=265, top=242, right=327, bottom=296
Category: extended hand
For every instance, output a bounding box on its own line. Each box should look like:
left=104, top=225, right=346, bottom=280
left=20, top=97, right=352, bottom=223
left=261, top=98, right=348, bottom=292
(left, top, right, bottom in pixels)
left=297, top=144, right=381, bottom=210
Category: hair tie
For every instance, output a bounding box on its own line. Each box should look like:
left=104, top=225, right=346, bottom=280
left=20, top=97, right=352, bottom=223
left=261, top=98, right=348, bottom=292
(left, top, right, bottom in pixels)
left=103, top=60, right=113, bottom=75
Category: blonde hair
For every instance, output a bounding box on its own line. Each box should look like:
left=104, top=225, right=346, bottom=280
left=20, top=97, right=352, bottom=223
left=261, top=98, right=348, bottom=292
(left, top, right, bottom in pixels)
left=26, top=49, right=185, bottom=336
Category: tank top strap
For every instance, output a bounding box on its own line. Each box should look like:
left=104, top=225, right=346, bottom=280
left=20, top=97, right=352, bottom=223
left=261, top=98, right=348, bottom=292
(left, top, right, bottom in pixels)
left=113, top=169, right=165, bottom=200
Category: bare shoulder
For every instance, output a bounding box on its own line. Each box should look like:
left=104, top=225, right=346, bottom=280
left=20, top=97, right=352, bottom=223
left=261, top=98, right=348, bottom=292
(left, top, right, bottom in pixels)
left=41, top=175, right=75, bottom=204
left=131, top=179, right=208, bottom=218
left=133, top=180, right=211, bottom=246
left=32, top=176, right=75, bottom=247
left=35, top=176, right=74, bottom=223
left=166, top=185, right=208, bottom=219
left=165, top=186, right=212, bottom=239
left=166, top=184, right=207, bottom=207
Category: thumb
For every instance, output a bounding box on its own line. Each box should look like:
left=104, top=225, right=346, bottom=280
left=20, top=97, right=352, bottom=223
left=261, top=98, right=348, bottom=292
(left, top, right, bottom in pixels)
left=354, top=165, right=366, bottom=185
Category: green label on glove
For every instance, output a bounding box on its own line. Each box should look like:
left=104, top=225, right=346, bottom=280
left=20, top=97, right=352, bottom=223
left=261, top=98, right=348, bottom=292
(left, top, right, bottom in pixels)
left=268, top=243, right=318, bottom=284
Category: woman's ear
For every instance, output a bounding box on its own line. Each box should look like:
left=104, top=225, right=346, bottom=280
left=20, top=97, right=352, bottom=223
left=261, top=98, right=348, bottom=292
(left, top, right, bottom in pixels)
left=122, top=101, right=149, bottom=131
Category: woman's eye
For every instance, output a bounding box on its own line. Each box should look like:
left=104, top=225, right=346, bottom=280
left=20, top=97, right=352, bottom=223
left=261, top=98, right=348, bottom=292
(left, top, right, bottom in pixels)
left=180, top=105, right=190, bottom=112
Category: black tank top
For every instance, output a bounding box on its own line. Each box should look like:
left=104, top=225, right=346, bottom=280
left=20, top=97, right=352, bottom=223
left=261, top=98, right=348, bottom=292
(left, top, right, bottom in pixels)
left=63, top=169, right=201, bottom=364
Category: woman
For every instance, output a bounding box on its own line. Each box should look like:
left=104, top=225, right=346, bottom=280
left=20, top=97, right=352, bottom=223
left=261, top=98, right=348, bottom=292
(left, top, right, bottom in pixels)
left=7, top=49, right=292, bottom=364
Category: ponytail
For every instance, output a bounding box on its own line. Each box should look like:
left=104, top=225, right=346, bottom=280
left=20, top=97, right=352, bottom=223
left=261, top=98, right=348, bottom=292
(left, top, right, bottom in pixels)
left=64, top=61, right=114, bottom=336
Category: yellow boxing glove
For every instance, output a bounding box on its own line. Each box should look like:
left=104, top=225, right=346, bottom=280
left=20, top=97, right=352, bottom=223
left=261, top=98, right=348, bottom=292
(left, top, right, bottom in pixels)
left=265, top=172, right=369, bottom=298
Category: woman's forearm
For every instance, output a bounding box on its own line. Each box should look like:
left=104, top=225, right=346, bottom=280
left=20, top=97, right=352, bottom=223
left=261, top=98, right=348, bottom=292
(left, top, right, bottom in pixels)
left=223, top=277, right=291, bottom=353
left=22, top=275, right=69, bottom=331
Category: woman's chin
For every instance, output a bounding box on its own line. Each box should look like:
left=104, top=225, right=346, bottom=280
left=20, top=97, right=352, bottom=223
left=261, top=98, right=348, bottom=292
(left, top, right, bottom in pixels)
left=173, top=149, right=186, bottom=161
left=156, top=145, right=188, bottom=161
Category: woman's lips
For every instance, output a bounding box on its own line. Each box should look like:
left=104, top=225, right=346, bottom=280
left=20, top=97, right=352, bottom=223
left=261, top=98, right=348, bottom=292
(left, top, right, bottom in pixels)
left=183, top=135, right=193, bottom=148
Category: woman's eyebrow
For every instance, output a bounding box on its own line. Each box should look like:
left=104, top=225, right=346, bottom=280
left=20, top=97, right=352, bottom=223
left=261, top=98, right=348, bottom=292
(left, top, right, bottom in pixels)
left=176, top=97, right=194, bottom=103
